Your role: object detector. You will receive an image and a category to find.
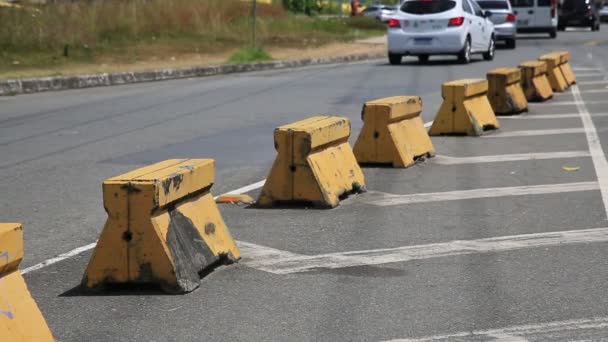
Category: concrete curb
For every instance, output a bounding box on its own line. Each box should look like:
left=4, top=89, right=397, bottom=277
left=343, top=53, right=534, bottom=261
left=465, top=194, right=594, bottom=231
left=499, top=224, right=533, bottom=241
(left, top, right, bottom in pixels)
left=0, top=53, right=385, bottom=96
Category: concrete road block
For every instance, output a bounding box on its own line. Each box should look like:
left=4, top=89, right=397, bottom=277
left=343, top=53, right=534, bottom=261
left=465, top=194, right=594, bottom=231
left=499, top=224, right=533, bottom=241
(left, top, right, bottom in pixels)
left=0, top=223, right=54, bottom=341
left=539, top=53, right=569, bottom=92
left=82, top=159, right=240, bottom=294
left=258, top=116, right=366, bottom=208
left=555, top=51, right=576, bottom=86
left=429, top=79, right=499, bottom=136
left=487, top=68, right=528, bottom=115
left=519, top=60, right=554, bottom=102
left=353, top=96, right=435, bottom=167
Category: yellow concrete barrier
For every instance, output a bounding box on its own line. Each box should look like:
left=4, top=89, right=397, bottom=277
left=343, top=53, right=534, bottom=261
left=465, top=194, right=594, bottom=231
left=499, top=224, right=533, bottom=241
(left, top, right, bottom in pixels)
left=539, top=53, right=568, bottom=92
left=82, top=159, right=240, bottom=294
left=519, top=60, right=554, bottom=102
left=555, top=50, right=576, bottom=86
left=487, top=68, right=528, bottom=115
left=353, top=96, right=435, bottom=167
left=0, top=223, right=54, bottom=341
left=428, top=79, right=499, bottom=136
left=258, top=116, right=366, bottom=208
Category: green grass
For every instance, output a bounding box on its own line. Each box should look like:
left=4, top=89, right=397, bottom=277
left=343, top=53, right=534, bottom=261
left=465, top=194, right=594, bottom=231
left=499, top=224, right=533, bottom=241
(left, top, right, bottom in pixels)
left=228, top=47, right=273, bottom=64
left=0, top=0, right=385, bottom=76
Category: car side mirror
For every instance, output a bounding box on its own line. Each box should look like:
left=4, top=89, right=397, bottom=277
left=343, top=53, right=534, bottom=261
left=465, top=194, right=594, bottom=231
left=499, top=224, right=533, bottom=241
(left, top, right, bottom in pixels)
left=484, top=10, right=493, bottom=17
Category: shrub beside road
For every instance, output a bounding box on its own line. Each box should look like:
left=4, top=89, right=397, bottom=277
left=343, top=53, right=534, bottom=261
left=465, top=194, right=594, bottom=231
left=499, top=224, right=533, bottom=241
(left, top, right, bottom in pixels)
left=0, top=0, right=385, bottom=79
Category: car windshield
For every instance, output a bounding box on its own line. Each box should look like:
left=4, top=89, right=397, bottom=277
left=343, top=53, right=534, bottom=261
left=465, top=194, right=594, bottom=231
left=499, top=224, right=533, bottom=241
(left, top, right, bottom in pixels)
left=510, top=0, right=533, bottom=7
left=476, top=0, right=509, bottom=9
left=401, top=0, right=457, bottom=14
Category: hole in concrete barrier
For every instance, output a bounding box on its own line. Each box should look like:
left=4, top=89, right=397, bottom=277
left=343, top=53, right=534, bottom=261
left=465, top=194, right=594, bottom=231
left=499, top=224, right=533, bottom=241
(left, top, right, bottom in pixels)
left=122, top=231, right=133, bottom=242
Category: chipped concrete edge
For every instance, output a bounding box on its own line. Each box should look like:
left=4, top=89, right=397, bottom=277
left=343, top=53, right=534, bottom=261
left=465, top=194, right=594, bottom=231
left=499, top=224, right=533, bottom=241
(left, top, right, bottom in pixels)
left=0, top=53, right=385, bottom=96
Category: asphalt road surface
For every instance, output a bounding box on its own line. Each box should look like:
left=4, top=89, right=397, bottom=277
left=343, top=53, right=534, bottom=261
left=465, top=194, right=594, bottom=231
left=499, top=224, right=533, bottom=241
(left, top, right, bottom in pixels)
left=2, top=28, right=608, bottom=341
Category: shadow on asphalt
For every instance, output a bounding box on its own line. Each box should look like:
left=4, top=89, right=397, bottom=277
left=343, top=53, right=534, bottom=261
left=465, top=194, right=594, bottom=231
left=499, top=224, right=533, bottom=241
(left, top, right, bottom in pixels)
left=378, top=58, right=487, bottom=67
left=59, top=283, right=170, bottom=297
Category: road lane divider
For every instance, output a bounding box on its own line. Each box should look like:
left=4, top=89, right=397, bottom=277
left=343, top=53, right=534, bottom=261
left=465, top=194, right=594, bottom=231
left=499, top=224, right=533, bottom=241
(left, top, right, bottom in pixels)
left=500, top=113, right=608, bottom=119
left=82, top=159, right=240, bottom=294
left=360, top=181, right=598, bottom=207
left=578, top=80, right=608, bottom=85
left=534, top=100, right=608, bottom=106
left=487, top=67, right=528, bottom=115
left=555, top=51, right=577, bottom=86
left=519, top=60, right=554, bottom=102
left=482, top=127, right=587, bottom=138
left=539, top=53, right=569, bottom=92
left=353, top=96, right=435, bottom=167
left=433, top=151, right=590, bottom=165
left=428, top=79, right=499, bottom=136
left=0, top=223, right=54, bottom=341
left=572, top=84, right=608, bottom=219
left=258, top=116, right=366, bottom=208
left=238, top=227, right=608, bottom=274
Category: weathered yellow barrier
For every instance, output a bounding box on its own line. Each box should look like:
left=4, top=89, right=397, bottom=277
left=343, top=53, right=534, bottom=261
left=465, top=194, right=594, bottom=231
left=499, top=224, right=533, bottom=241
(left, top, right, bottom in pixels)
left=519, top=60, right=554, bottom=102
left=258, top=116, right=365, bottom=208
left=539, top=53, right=568, bottom=92
left=428, top=79, right=499, bottom=136
left=0, top=223, right=54, bottom=341
left=555, top=50, right=576, bottom=86
left=353, top=96, right=435, bottom=167
left=82, top=159, right=240, bottom=294
left=487, top=67, right=528, bottom=115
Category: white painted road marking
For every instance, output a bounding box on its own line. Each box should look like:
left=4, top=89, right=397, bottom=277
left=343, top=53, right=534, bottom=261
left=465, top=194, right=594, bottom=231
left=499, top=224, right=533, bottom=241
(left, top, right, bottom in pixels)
left=21, top=242, right=98, bottom=275
left=483, top=128, right=586, bottom=138
left=239, top=227, right=608, bottom=274
left=534, top=100, right=608, bottom=105
left=575, top=73, right=605, bottom=77
left=433, top=151, right=590, bottom=165
left=554, top=88, right=608, bottom=94
left=573, top=67, right=601, bottom=71
left=384, top=316, right=608, bottom=342
left=578, top=80, right=608, bottom=85
left=215, top=179, right=266, bottom=198
left=572, top=84, right=608, bottom=219
left=499, top=113, right=608, bottom=119
left=362, top=182, right=599, bottom=207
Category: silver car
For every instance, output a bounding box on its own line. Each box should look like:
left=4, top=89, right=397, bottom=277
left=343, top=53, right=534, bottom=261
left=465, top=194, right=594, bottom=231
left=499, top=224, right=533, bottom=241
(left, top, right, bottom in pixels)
left=600, top=4, right=608, bottom=22
left=476, top=0, right=517, bottom=48
left=362, top=4, right=397, bottom=22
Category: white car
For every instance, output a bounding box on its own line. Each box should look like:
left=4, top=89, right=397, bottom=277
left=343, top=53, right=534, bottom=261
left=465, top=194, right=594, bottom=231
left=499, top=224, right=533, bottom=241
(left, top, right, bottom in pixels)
left=511, top=0, right=558, bottom=38
left=387, top=0, right=496, bottom=64
left=362, top=4, right=397, bottom=22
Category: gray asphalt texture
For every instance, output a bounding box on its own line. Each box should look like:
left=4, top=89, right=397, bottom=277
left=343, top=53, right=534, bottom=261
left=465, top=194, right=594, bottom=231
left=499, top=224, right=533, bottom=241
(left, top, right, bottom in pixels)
left=2, top=29, right=608, bottom=341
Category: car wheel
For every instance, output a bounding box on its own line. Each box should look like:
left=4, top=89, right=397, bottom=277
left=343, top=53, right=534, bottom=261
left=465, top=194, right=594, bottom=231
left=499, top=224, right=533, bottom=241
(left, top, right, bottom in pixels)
left=418, top=55, right=429, bottom=63
left=506, top=38, right=516, bottom=49
left=483, top=36, right=495, bottom=61
left=388, top=53, right=402, bottom=65
left=458, top=37, right=471, bottom=64
left=549, top=29, right=557, bottom=38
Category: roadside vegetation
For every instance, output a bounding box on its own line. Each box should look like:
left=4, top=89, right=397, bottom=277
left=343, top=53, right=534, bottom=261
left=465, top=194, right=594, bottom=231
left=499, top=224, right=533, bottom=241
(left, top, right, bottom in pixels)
left=0, top=0, right=385, bottom=78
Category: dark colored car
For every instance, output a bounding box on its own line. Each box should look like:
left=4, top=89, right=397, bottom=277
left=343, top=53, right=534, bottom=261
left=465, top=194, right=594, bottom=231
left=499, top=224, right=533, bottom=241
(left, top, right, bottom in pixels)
left=558, top=0, right=601, bottom=31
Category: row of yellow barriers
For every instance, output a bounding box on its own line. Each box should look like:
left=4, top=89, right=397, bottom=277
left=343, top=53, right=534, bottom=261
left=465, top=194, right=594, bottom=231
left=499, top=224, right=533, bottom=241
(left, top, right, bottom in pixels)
left=2, top=50, right=576, bottom=341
